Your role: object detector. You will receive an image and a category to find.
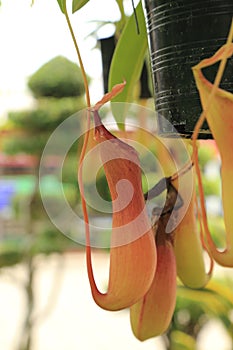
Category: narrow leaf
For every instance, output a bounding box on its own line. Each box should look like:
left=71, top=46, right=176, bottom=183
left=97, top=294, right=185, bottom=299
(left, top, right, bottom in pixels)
left=108, top=1, right=148, bottom=126
left=72, top=0, right=90, bottom=13
left=57, top=0, right=66, bottom=13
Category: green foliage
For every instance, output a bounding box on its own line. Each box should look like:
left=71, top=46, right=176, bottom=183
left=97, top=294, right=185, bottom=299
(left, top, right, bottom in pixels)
left=201, top=176, right=220, bottom=196
left=72, top=0, right=89, bottom=13
left=172, top=279, right=233, bottom=340
left=108, top=2, right=147, bottom=126
left=3, top=132, right=51, bottom=155
left=28, top=56, right=87, bottom=98
left=161, top=276, right=233, bottom=348
left=208, top=216, right=226, bottom=249
left=198, top=142, right=218, bottom=170
left=0, top=228, right=80, bottom=268
left=170, top=330, right=196, bottom=350
left=12, top=180, right=79, bottom=221
left=62, top=153, right=80, bottom=184
left=30, top=226, right=80, bottom=255
left=8, top=97, right=83, bottom=131
left=0, top=236, right=26, bottom=268
left=57, top=0, right=66, bottom=13
left=96, top=168, right=111, bottom=202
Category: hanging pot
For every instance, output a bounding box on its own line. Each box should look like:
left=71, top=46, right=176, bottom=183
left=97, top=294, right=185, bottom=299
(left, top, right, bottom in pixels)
left=99, top=35, right=152, bottom=98
left=144, top=0, right=233, bottom=138
left=99, top=36, right=116, bottom=94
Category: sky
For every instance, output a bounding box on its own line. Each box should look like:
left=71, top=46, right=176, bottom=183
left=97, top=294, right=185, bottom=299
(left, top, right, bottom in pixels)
left=0, top=0, right=125, bottom=122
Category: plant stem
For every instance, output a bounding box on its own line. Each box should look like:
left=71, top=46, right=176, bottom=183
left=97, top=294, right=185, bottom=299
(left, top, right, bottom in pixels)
left=63, top=2, right=90, bottom=108
left=17, top=166, right=39, bottom=350
left=20, top=258, right=35, bottom=350
left=62, top=2, right=92, bottom=252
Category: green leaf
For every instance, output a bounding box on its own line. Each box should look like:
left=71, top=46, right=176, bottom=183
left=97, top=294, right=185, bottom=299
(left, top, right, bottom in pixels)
left=57, top=0, right=66, bottom=13
left=72, top=0, right=90, bottom=13
left=170, top=330, right=196, bottom=350
left=108, top=1, right=148, bottom=127
left=177, top=285, right=232, bottom=317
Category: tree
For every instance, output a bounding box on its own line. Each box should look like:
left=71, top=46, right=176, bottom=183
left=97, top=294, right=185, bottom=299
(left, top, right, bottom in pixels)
left=1, top=55, right=88, bottom=350
left=28, top=55, right=86, bottom=98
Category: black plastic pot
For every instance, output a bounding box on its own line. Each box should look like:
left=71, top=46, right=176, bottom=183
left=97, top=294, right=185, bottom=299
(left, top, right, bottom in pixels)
left=99, top=36, right=116, bottom=94
left=144, top=0, right=233, bottom=138
left=99, top=35, right=152, bottom=97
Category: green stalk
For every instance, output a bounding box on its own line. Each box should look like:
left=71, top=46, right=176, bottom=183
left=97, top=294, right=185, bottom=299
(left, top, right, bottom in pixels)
left=63, top=1, right=91, bottom=108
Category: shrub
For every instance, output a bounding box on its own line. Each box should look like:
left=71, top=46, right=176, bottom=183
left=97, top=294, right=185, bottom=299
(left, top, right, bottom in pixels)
left=28, top=56, right=88, bottom=98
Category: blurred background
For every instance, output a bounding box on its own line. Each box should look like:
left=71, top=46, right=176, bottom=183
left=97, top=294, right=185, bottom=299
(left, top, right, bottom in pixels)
left=0, top=1, right=233, bottom=350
